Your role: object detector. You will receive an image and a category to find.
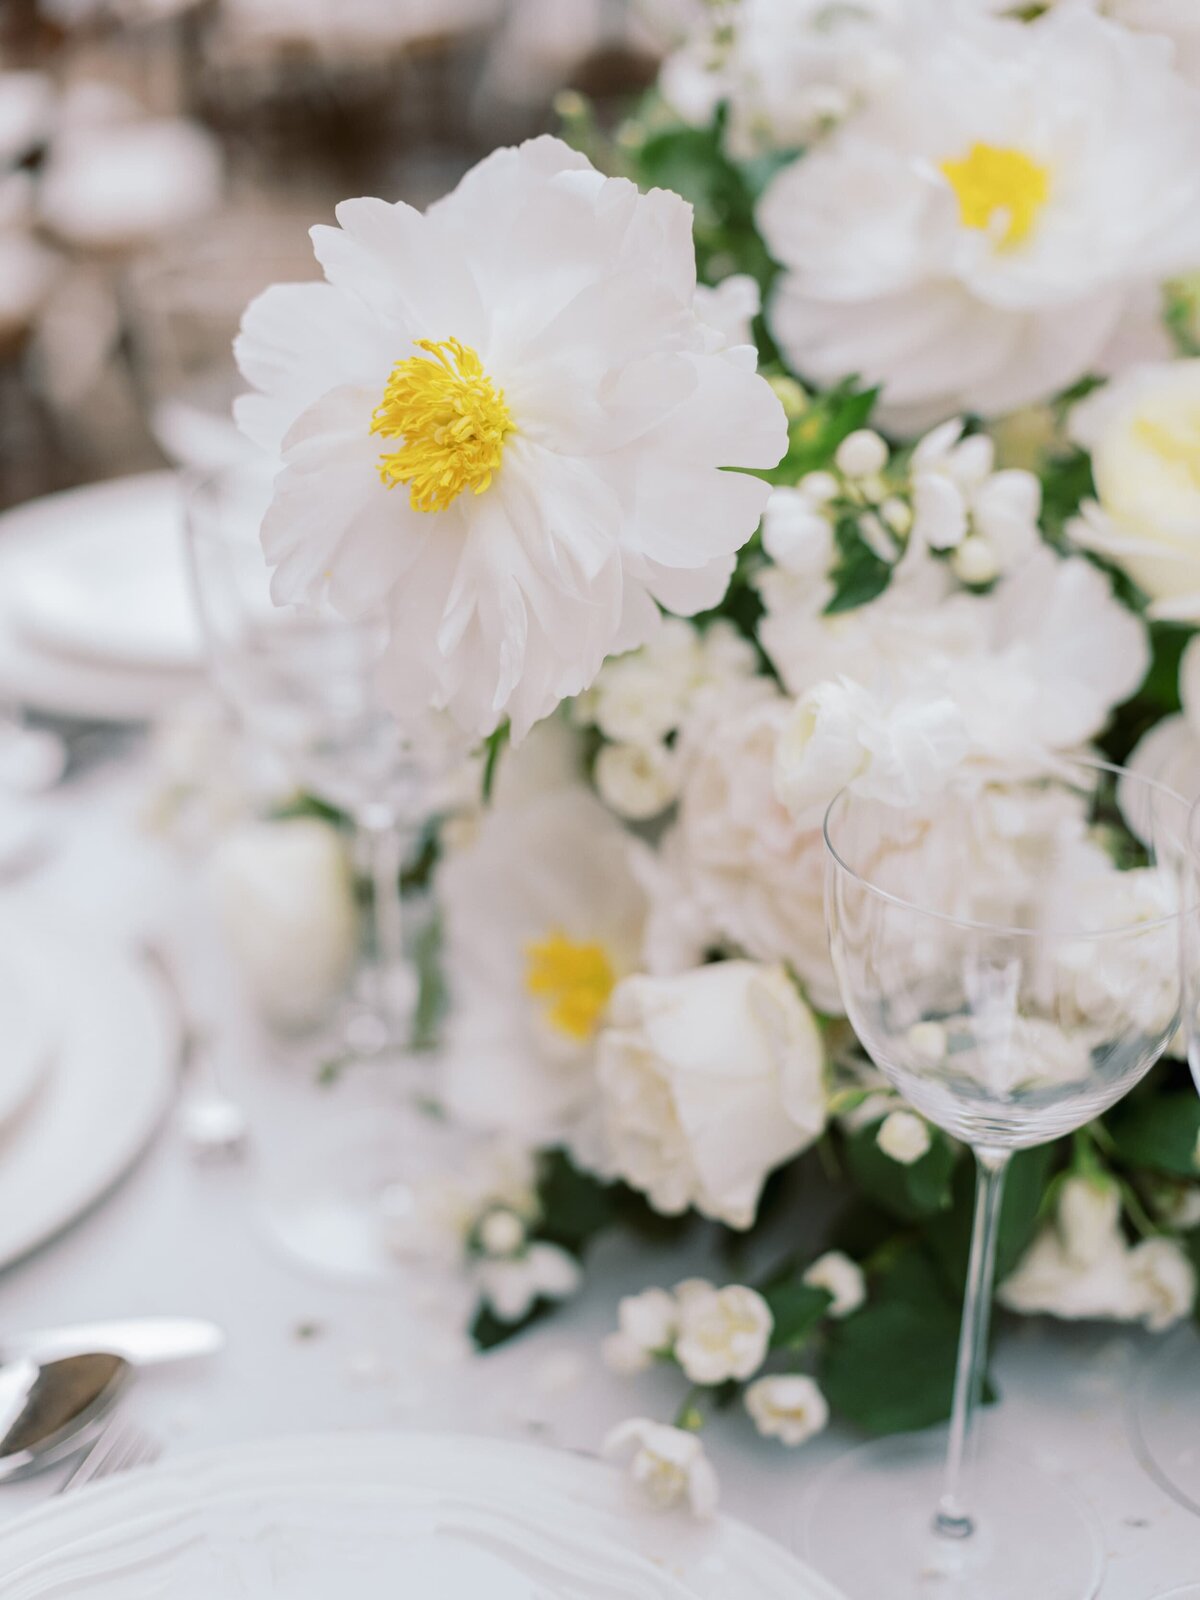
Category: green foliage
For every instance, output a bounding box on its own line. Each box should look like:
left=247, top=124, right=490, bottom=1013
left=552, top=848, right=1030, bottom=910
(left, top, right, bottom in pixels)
left=481, top=721, right=510, bottom=803
left=763, top=1277, right=834, bottom=1351
left=535, top=1149, right=620, bottom=1251
left=824, top=514, right=894, bottom=616
left=1038, top=446, right=1094, bottom=549
left=821, top=1248, right=965, bottom=1435
left=841, top=1122, right=958, bottom=1223
left=471, top=1298, right=556, bottom=1352
left=1103, top=621, right=1193, bottom=767
left=1106, top=1091, right=1200, bottom=1180
left=766, top=384, right=880, bottom=486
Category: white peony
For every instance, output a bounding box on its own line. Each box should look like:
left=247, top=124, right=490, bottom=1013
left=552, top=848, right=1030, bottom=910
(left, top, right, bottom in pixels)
left=802, top=1251, right=866, bottom=1318
left=604, top=1418, right=719, bottom=1517
left=760, top=548, right=1148, bottom=789
left=674, top=1283, right=773, bottom=1384
left=744, top=1373, right=830, bottom=1447
left=657, top=683, right=842, bottom=1011
left=875, top=1110, right=933, bottom=1165
left=439, top=788, right=646, bottom=1150
left=757, top=2, right=1200, bottom=430
left=1069, top=360, right=1200, bottom=619
left=235, top=136, right=785, bottom=740
left=593, top=960, right=827, bottom=1227
left=208, top=817, right=358, bottom=1031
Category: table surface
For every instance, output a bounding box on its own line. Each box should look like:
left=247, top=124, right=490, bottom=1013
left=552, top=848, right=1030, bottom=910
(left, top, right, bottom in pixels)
left=1, top=751, right=1199, bottom=1598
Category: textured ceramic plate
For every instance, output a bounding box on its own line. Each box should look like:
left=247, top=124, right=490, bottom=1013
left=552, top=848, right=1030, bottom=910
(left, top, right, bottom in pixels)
left=2, top=1433, right=846, bottom=1599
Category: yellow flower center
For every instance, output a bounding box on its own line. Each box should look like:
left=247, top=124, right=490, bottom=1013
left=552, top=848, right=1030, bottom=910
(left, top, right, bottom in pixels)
left=939, top=142, right=1051, bottom=248
left=371, top=337, right=515, bottom=513
left=1132, top=406, right=1200, bottom=492
left=525, top=930, right=616, bottom=1042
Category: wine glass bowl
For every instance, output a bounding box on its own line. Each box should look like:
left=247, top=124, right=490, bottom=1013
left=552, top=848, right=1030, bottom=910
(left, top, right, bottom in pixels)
left=825, top=767, right=1182, bottom=1152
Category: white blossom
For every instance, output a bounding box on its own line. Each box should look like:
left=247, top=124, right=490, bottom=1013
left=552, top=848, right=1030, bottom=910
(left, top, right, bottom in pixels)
left=475, top=1241, right=582, bottom=1322
left=803, top=1252, right=866, bottom=1319
left=674, top=1283, right=774, bottom=1385
left=876, top=1110, right=933, bottom=1165
left=745, top=1374, right=830, bottom=1447
left=595, top=741, right=679, bottom=821
left=604, top=1418, right=719, bottom=1517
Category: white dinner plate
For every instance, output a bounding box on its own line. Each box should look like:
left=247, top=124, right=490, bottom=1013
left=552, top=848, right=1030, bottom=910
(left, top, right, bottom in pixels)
left=0, top=942, right=54, bottom=1136
left=0, top=921, right=175, bottom=1270
left=0, top=474, right=202, bottom=721
left=1, top=1433, right=846, bottom=1599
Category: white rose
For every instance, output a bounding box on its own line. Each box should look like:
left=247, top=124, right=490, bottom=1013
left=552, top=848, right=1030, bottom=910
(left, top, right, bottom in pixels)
left=803, top=1251, right=866, bottom=1319
left=594, top=962, right=827, bottom=1228
left=1068, top=361, right=1200, bottom=618
left=209, top=817, right=357, bottom=1031
left=876, top=1110, right=932, bottom=1166
left=618, top=1287, right=679, bottom=1355
left=674, top=1284, right=773, bottom=1385
left=594, top=741, right=679, bottom=821
left=999, top=1226, right=1144, bottom=1325
left=745, top=1374, right=829, bottom=1447
left=603, top=1419, right=719, bottom=1517
left=475, top=1242, right=581, bottom=1323
left=1056, top=1175, right=1121, bottom=1269
left=1129, top=1237, right=1197, bottom=1332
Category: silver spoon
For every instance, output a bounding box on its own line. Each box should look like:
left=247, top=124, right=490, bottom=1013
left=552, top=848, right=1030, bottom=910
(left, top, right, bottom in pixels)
left=0, top=1353, right=130, bottom=1482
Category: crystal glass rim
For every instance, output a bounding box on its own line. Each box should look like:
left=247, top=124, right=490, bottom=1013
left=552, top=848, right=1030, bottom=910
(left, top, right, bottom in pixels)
left=179, top=458, right=277, bottom=548
left=823, top=755, right=1194, bottom=941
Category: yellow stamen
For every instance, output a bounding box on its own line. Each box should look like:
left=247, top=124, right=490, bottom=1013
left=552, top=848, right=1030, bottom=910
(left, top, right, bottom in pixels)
left=371, top=337, right=515, bottom=513
left=525, top=930, right=617, bottom=1042
left=939, top=142, right=1051, bottom=248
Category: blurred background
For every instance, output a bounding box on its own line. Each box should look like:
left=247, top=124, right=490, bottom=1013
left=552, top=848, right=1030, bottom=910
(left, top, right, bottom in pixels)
left=0, top=0, right=675, bottom=510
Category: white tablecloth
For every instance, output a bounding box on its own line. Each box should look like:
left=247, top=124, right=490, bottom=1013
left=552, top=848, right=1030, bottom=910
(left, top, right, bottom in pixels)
left=0, top=753, right=1198, bottom=1598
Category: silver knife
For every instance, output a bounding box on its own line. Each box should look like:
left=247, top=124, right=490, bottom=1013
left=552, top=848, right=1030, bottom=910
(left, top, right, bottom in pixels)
left=1, top=1318, right=224, bottom=1368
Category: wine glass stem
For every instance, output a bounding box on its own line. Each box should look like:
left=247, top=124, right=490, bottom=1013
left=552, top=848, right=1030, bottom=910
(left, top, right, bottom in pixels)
left=358, top=806, right=408, bottom=1038
left=935, top=1144, right=1011, bottom=1542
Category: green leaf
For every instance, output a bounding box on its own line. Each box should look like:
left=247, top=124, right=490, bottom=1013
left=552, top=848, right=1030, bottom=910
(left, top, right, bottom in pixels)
left=1105, top=1093, right=1200, bottom=1179
left=841, top=1122, right=958, bottom=1223
left=763, top=1279, right=834, bottom=1350
left=481, top=721, right=510, bottom=803
left=470, top=1297, right=555, bottom=1352
left=821, top=1249, right=964, bottom=1435
left=535, top=1149, right=619, bottom=1251
left=824, top=514, right=892, bottom=616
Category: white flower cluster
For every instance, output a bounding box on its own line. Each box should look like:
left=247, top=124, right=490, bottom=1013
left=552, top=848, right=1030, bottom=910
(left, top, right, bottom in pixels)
left=761, top=419, right=1042, bottom=609
left=1000, top=1174, right=1197, bottom=1332
left=573, top=617, right=758, bottom=821
left=602, top=1267, right=846, bottom=1509
left=387, top=1138, right=581, bottom=1324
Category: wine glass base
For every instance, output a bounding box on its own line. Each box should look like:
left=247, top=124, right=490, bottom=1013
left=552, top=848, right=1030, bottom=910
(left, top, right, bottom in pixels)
left=804, top=1431, right=1104, bottom=1600
left=258, top=1096, right=447, bottom=1284
left=1130, top=1322, right=1200, bottom=1517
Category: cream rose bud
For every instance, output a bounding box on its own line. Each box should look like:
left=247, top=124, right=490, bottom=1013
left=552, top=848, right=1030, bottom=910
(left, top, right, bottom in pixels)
left=604, top=1419, right=719, bottom=1517
left=835, top=429, right=889, bottom=479
left=478, top=1207, right=527, bottom=1258
left=876, top=1110, right=932, bottom=1165
left=1068, top=361, right=1200, bottom=617
left=602, top=1332, right=653, bottom=1377
left=594, top=962, right=827, bottom=1229
left=745, top=1374, right=830, bottom=1447
left=802, top=1252, right=866, bottom=1319
left=595, top=741, right=679, bottom=821
left=951, top=535, right=1000, bottom=588
left=674, top=1284, right=773, bottom=1385
left=209, top=817, right=358, bottom=1032
left=1129, top=1238, right=1197, bottom=1332
left=1056, top=1175, right=1121, bottom=1269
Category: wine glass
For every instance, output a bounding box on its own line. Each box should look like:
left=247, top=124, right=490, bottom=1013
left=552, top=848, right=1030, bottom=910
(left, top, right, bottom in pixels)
left=810, top=757, right=1190, bottom=1600
left=1129, top=789, right=1200, bottom=1526
left=184, top=457, right=460, bottom=1278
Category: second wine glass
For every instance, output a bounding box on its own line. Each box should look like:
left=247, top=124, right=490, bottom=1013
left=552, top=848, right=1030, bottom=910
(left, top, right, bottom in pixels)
left=810, top=757, right=1190, bottom=1600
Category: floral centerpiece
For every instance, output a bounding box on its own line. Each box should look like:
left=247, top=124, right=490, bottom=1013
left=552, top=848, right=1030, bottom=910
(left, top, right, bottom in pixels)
left=230, top=0, right=1200, bottom=1512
